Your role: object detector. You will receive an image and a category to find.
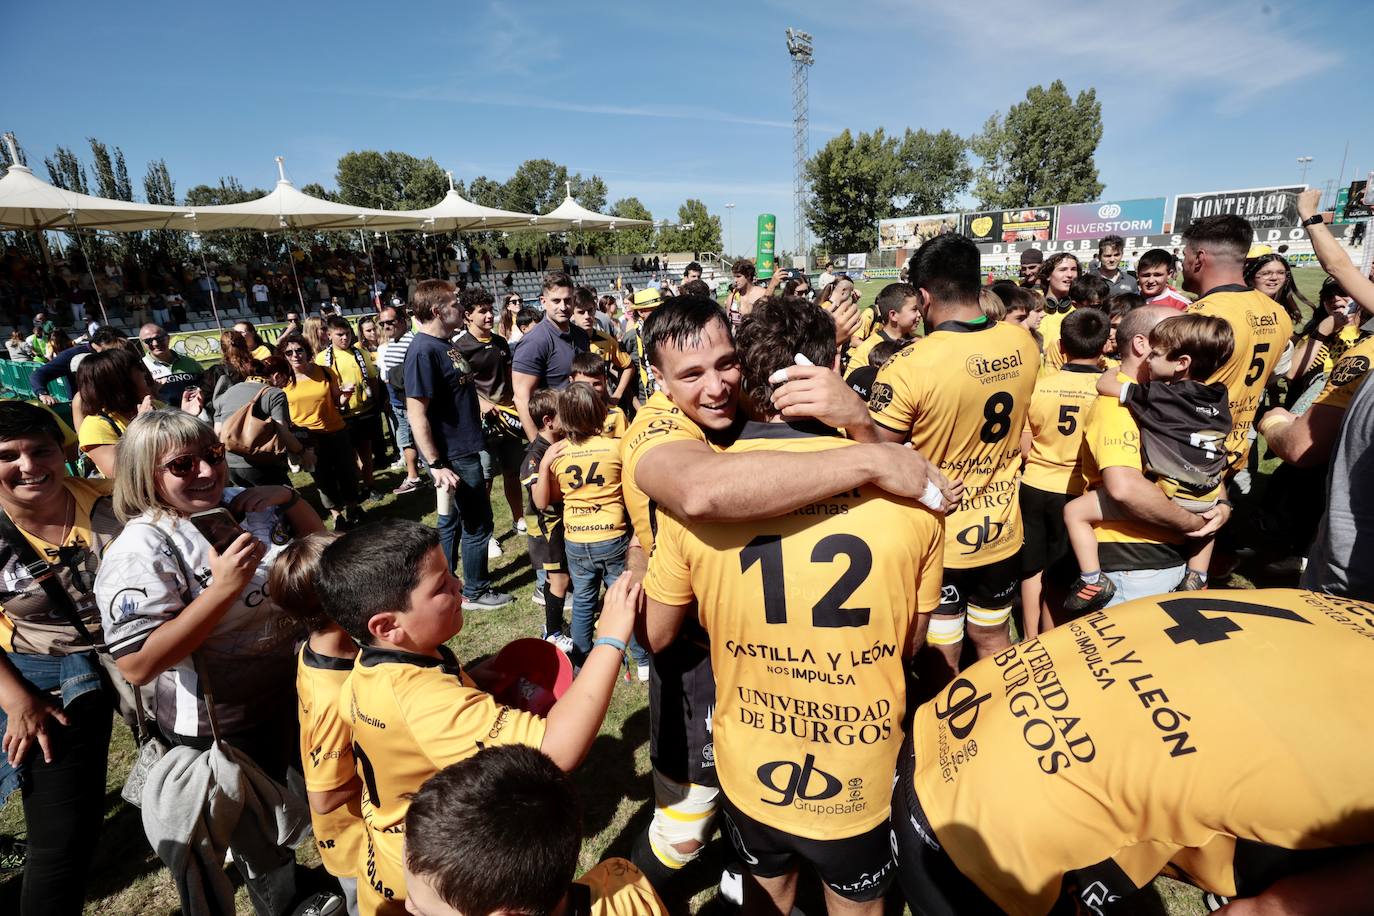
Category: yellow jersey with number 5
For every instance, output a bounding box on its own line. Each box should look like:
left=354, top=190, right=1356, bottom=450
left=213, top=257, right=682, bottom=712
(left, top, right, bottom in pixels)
left=1022, top=364, right=1099, bottom=495
left=1187, top=285, right=1292, bottom=472
left=869, top=318, right=1039, bottom=569
left=645, top=422, right=944, bottom=841
left=552, top=435, right=626, bottom=543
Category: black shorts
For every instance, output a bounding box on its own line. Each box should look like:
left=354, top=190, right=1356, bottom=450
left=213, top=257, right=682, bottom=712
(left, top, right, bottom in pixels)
left=1019, top=485, right=1070, bottom=577
left=891, top=729, right=1001, bottom=915
left=527, top=520, right=566, bottom=572
left=648, top=628, right=718, bottom=787
left=346, top=410, right=382, bottom=447
left=937, top=554, right=1020, bottom=620
left=720, top=793, right=895, bottom=902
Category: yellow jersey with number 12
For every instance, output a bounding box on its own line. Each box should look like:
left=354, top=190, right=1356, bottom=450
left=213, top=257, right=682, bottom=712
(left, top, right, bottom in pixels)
left=870, top=318, right=1039, bottom=569
left=645, top=421, right=944, bottom=841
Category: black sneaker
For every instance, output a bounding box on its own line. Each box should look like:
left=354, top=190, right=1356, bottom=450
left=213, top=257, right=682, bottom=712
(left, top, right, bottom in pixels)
left=290, top=891, right=344, bottom=916
left=1063, top=575, right=1116, bottom=613
left=465, top=590, right=514, bottom=610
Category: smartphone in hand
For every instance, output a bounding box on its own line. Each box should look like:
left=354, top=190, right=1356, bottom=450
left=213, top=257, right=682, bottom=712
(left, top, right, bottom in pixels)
left=189, top=508, right=246, bottom=554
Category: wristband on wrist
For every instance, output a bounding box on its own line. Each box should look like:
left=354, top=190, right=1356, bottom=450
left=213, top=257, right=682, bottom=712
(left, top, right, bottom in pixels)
left=1257, top=413, right=1291, bottom=438
left=1216, top=499, right=1234, bottom=509
left=592, top=636, right=627, bottom=654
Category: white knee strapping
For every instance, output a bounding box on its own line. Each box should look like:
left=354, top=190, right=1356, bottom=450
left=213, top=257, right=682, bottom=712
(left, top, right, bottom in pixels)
left=926, top=613, right=965, bottom=646
left=967, top=603, right=1012, bottom=627
left=648, top=770, right=720, bottom=866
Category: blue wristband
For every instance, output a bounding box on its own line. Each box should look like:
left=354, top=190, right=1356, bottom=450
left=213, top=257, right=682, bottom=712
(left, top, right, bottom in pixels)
left=592, top=636, right=627, bottom=654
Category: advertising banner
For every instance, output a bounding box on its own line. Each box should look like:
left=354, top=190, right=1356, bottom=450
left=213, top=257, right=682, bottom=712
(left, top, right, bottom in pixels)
left=1171, top=185, right=1305, bottom=232
left=962, top=207, right=1056, bottom=244
left=971, top=224, right=1321, bottom=257
left=756, top=213, right=777, bottom=278
left=877, top=213, right=959, bottom=250
left=1056, top=198, right=1167, bottom=240
left=1342, top=179, right=1371, bottom=220
left=845, top=253, right=868, bottom=269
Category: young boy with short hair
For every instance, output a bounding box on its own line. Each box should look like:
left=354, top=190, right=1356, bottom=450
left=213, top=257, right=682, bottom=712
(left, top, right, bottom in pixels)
left=521, top=388, right=573, bottom=650
left=1063, top=314, right=1235, bottom=611
left=846, top=282, right=919, bottom=372
left=403, top=746, right=667, bottom=916
left=269, top=533, right=363, bottom=914
left=315, top=519, right=640, bottom=916
left=569, top=351, right=628, bottom=438
left=571, top=288, right=634, bottom=405
left=1136, top=248, right=1190, bottom=310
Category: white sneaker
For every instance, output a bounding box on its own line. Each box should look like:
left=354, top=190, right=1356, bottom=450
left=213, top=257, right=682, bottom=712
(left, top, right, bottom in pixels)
left=719, top=867, right=743, bottom=905
left=543, top=630, right=574, bottom=654
left=515, top=517, right=528, bottom=533
left=488, top=538, right=502, bottom=559
left=531, top=584, right=545, bottom=607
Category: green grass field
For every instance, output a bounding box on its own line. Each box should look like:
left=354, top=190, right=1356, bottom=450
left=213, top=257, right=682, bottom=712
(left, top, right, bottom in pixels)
left=0, top=269, right=1328, bottom=913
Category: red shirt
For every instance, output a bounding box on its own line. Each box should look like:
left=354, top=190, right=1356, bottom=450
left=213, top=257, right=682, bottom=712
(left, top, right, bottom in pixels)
left=1148, top=287, right=1191, bottom=311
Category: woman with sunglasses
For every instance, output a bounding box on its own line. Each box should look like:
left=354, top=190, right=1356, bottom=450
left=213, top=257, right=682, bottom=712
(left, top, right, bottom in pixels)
left=94, top=409, right=325, bottom=916
left=499, top=292, right=524, bottom=342
left=0, top=402, right=124, bottom=916
left=276, top=332, right=363, bottom=529
left=76, top=349, right=202, bottom=479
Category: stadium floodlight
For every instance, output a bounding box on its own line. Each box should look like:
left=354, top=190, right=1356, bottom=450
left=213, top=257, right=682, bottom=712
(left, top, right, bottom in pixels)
left=786, top=28, right=814, bottom=262
left=1297, top=156, right=1313, bottom=184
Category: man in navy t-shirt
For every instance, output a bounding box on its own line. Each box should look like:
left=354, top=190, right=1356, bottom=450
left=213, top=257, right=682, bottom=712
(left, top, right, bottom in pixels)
left=404, top=279, right=512, bottom=609
left=512, top=271, right=590, bottom=439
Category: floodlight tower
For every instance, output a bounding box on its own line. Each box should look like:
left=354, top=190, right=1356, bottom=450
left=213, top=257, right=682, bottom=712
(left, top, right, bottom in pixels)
left=786, top=28, right=813, bottom=263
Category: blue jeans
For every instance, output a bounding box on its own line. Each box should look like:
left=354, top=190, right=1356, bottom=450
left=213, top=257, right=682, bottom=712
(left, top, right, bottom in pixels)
left=565, top=534, right=649, bottom=666
left=1104, top=564, right=1186, bottom=607
left=437, top=453, right=495, bottom=599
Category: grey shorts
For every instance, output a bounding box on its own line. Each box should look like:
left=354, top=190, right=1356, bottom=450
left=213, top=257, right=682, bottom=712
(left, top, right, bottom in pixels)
left=392, top=402, right=415, bottom=450
left=478, top=435, right=525, bottom=480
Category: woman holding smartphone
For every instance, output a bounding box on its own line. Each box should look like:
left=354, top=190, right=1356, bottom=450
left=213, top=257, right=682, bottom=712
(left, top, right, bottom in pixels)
left=94, top=409, right=325, bottom=916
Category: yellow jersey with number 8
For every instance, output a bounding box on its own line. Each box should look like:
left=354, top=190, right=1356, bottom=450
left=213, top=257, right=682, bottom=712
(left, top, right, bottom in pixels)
left=870, top=318, right=1039, bottom=569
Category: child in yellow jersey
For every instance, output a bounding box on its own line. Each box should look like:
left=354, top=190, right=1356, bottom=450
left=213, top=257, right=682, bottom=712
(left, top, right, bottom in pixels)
left=569, top=351, right=627, bottom=438
left=534, top=383, right=650, bottom=678
left=1063, top=314, right=1235, bottom=612
left=314, top=519, right=641, bottom=916
left=570, top=289, right=635, bottom=406
left=521, top=389, right=572, bottom=648
left=268, top=533, right=364, bottom=914
left=403, top=747, right=667, bottom=916
left=1017, top=309, right=1110, bottom=638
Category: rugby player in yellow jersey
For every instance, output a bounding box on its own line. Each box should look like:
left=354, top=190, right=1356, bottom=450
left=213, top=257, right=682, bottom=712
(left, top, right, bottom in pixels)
left=314, top=519, right=640, bottom=916
left=571, top=287, right=634, bottom=405
left=621, top=296, right=961, bottom=890
left=403, top=747, right=668, bottom=916
left=845, top=282, right=919, bottom=376
left=869, top=234, right=1039, bottom=683
left=1180, top=214, right=1294, bottom=477
left=1261, top=318, right=1374, bottom=467
left=645, top=296, right=945, bottom=915
left=893, top=588, right=1374, bottom=916
left=1017, top=309, right=1110, bottom=637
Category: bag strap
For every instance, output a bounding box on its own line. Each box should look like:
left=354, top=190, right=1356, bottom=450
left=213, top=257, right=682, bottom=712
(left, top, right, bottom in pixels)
left=0, top=503, right=98, bottom=647
left=152, top=524, right=223, bottom=744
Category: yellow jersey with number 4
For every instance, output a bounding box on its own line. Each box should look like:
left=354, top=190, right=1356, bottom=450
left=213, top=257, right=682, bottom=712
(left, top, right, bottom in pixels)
left=870, top=318, right=1039, bottom=569
left=1022, top=364, right=1099, bottom=494
left=910, top=588, right=1374, bottom=916
left=552, top=435, right=626, bottom=543
left=645, top=422, right=944, bottom=841
left=1187, top=285, right=1292, bottom=472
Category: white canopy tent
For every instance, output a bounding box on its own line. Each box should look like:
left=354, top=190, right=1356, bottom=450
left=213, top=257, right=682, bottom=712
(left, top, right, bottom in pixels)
left=0, top=161, right=188, bottom=232
left=537, top=190, right=653, bottom=233
left=395, top=172, right=544, bottom=232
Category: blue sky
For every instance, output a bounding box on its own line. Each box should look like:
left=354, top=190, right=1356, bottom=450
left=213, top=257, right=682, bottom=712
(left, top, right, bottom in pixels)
left=3, top=0, right=1369, bottom=257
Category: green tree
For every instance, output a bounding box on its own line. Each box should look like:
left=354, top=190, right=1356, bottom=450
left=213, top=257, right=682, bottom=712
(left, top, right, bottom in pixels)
left=44, top=146, right=89, bottom=194
left=143, top=159, right=188, bottom=264
left=660, top=199, right=721, bottom=255
left=608, top=197, right=653, bottom=254
left=803, top=128, right=900, bottom=255
left=299, top=182, right=340, bottom=202
left=970, top=80, right=1104, bottom=208
left=334, top=150, right=447, bottom=211
left=467, top=176, right=505, bottom=208
left=892, top=128, right=972, bottom=216
left=183, top=177, right=268, bottom=264
left=88, top=138, right=138, bottom=260
left=502, top=159, right=569, bottom=216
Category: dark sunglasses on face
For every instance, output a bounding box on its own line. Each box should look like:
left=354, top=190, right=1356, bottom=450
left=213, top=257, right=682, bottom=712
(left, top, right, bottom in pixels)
left=379, top=320, right=396, bottom=327
left=162, top=443, right=226, bottom=477
left=142, top=333, right=168, bottom=344
left=283, top=348, right=307, bottom=357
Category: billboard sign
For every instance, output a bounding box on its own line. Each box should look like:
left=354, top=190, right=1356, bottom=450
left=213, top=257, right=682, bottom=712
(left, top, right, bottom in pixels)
left=1056, top=198, right=1167, bottom=240
left=1342, top=179, right=1370, bottom=220
left=878, top=213, right=959, bottom=250
left=1171, top=185, right=1305, bottom=232
left=970, top=224, right=1320, bottom=257
left=845, top=253, right=868, bottom=269
left=962, top=207, right=1056, bottom=244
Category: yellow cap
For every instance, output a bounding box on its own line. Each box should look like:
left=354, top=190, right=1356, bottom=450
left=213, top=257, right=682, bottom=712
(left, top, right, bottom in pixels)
left=632, top=288, right=664, bottom=311
left=1247, top=244, right=1274, bottom=258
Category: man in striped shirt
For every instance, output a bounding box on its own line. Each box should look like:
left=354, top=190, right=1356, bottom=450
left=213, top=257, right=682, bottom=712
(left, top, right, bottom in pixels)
left=376, top=304, right=425, bottom=493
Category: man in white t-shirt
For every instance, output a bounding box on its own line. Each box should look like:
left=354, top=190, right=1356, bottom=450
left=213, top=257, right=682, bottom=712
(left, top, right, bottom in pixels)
left=251, top=278, right=270, bottom=310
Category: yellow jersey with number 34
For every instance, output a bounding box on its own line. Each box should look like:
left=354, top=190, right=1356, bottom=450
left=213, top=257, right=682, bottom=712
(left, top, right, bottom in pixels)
left=645, top=422, right=944, bottom=841
left=552, top=435, right=626, bottom=543
left=909, top=588, right=1374, bottom=916
left=1187, top=286, right=1293, bottom=472
left=870, top=318, right=1039, bottom=569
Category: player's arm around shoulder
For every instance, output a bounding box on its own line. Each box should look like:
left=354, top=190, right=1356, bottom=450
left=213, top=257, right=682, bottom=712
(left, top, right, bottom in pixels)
left=639, top=513, right=695, bottom=653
